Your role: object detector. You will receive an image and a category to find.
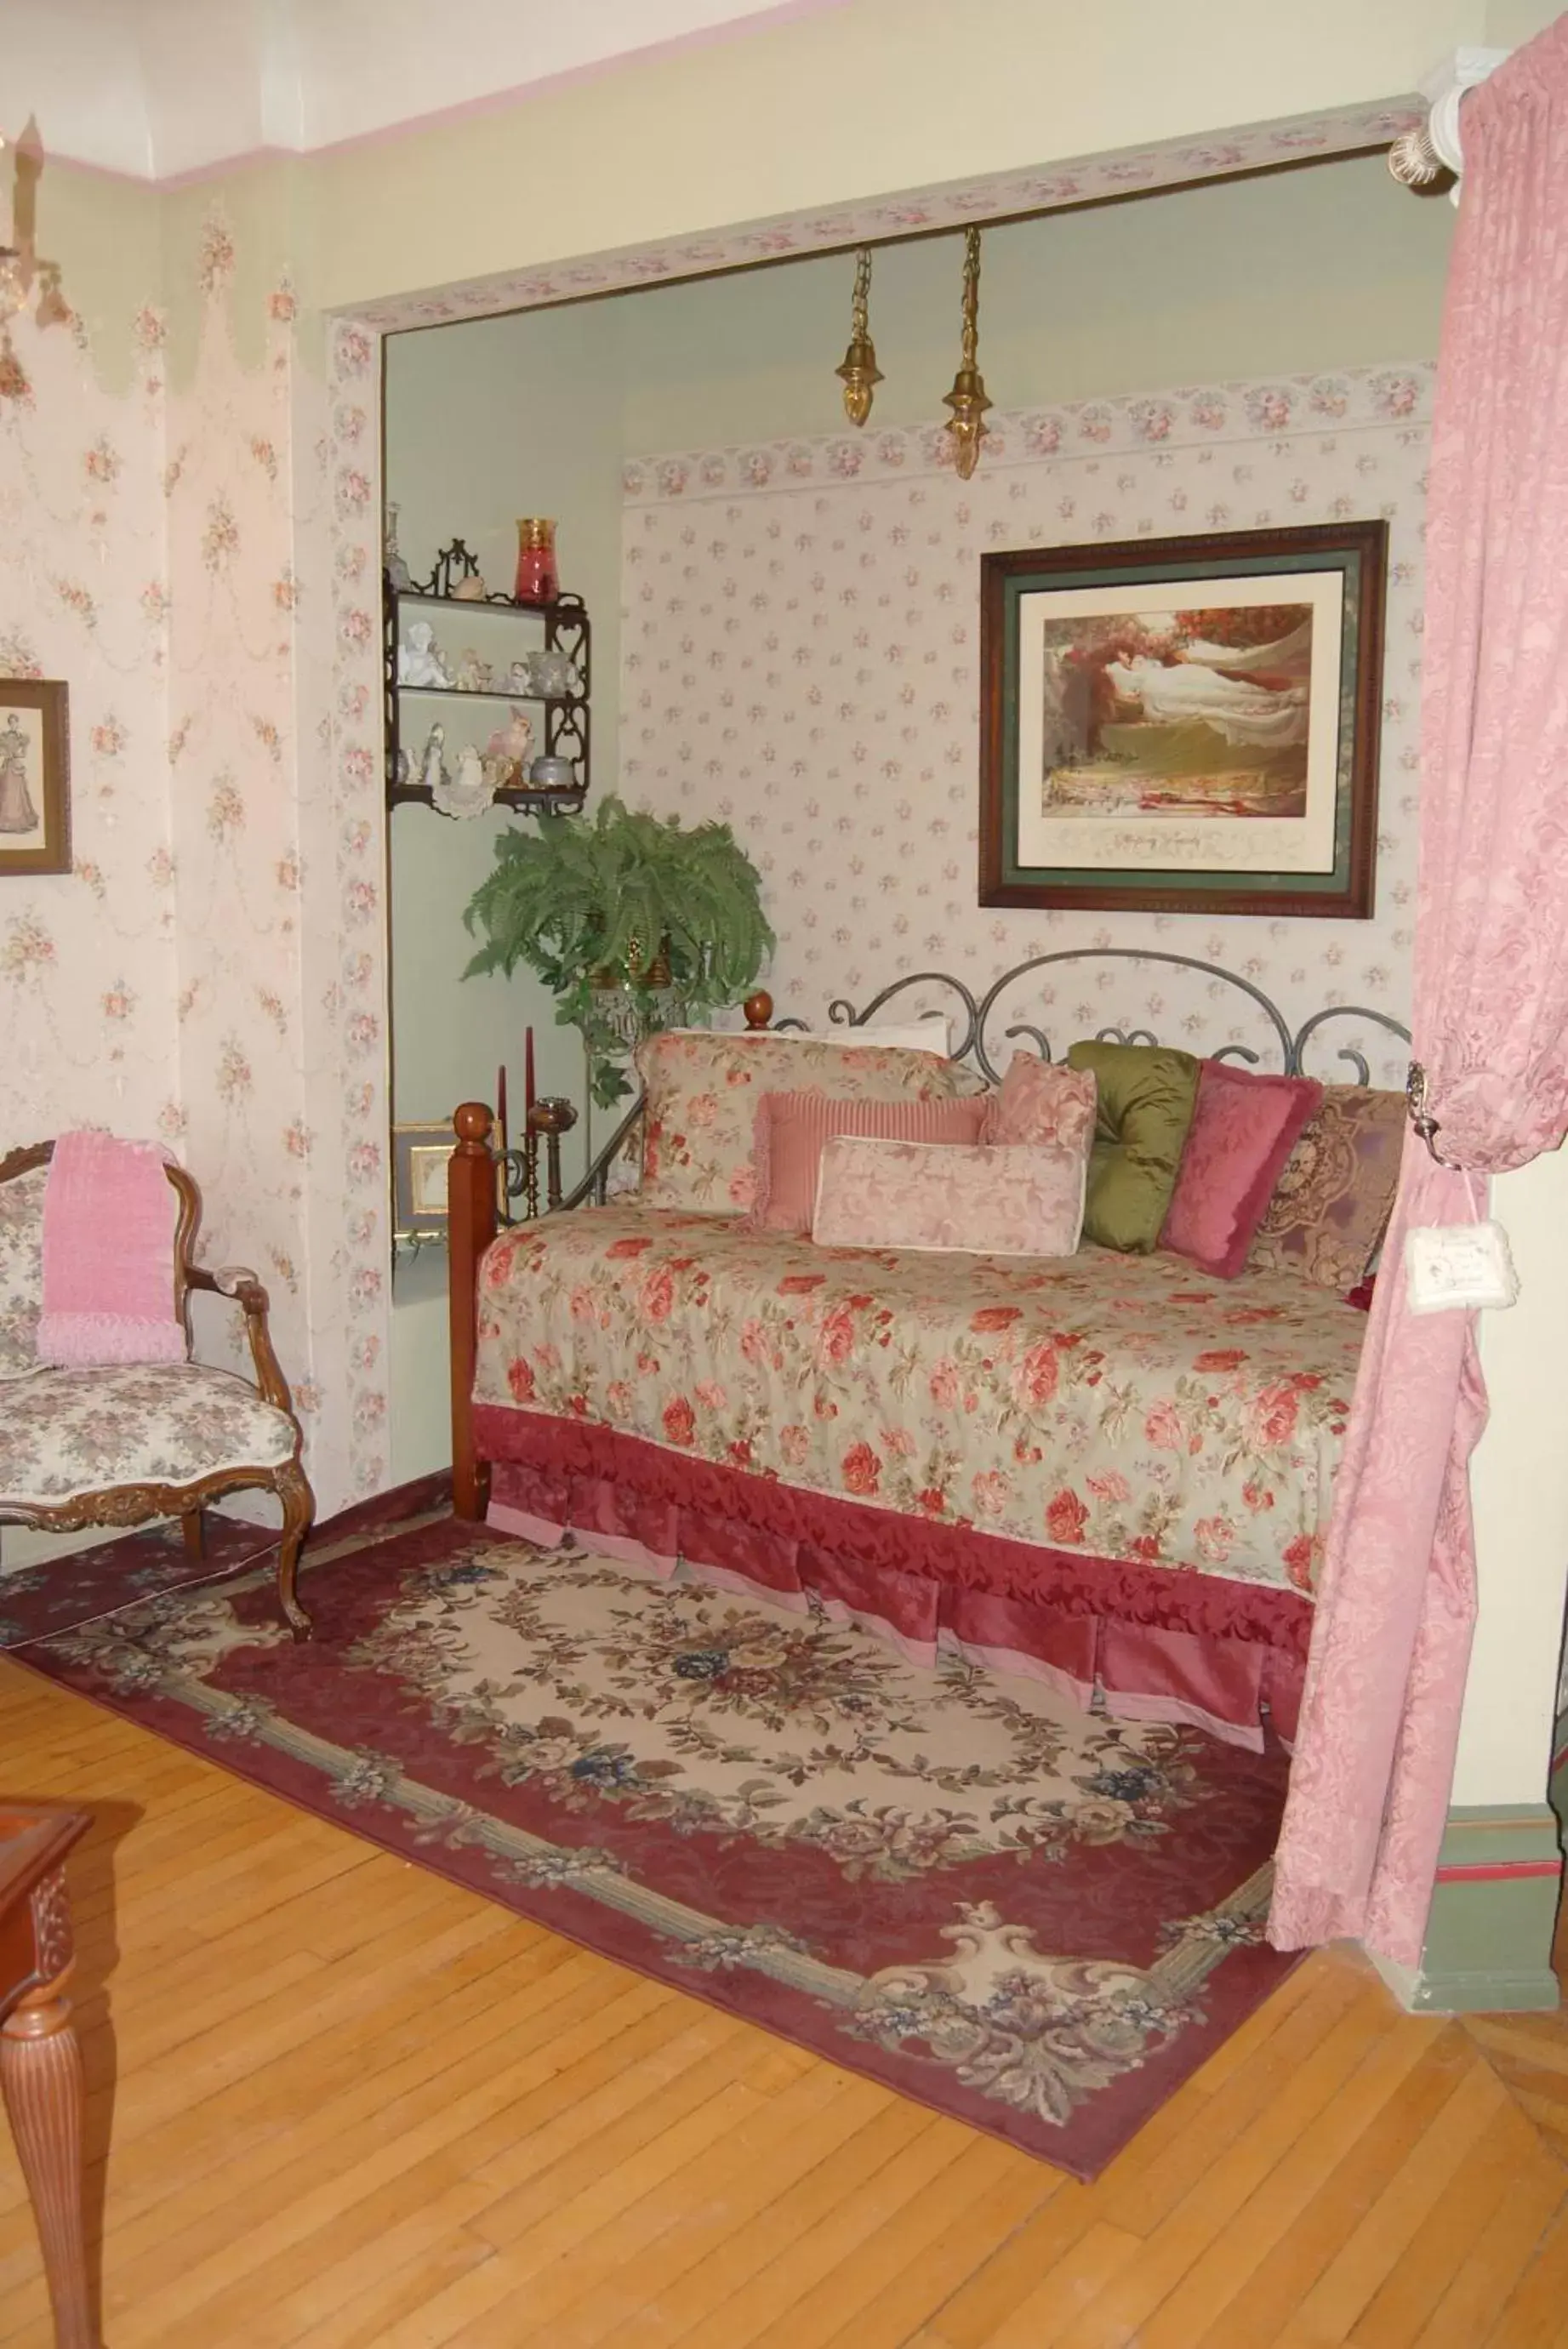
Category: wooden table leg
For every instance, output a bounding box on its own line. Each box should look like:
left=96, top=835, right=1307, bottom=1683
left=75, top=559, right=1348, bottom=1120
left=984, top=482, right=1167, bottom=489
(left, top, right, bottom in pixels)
left=1, top=1959, right=99, bottom=2349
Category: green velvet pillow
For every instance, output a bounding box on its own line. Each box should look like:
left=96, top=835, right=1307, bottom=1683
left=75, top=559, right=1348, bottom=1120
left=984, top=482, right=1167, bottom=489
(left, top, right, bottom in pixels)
left=1065, top=1040, right=1201, bottom=1252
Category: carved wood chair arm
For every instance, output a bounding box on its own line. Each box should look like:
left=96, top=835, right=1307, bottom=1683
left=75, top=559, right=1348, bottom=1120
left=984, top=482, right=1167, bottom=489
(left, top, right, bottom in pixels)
left=185, top=1264, right=294, bottom=1415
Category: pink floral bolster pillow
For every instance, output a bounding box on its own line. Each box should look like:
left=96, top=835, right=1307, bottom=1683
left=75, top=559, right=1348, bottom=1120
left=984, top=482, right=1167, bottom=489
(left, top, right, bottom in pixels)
left=980, top=1051, right=1098, bottom=1152
left=747, top=1089, right=988, bottom=1235
left=813, top=1136, right=1088, bottom=1256
left=1160, top=1058, right=1324, bottom=1280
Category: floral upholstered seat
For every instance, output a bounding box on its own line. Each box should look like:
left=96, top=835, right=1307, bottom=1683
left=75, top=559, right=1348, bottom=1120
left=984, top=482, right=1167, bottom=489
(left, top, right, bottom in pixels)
left=0, top=1164, right=46, bottom=1380
left=0, top=1140, right=316, bottom=1638
left=0, top=1364, right=297, bottom=1506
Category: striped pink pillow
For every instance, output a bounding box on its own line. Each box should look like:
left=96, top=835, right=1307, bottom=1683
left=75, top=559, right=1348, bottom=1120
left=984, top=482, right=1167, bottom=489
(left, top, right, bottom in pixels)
left=748, top=1089, right=989, bottom=1235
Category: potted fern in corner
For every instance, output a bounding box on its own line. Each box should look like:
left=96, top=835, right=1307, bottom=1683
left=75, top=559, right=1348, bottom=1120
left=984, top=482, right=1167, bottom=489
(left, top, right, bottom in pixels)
left=462, top=795, right=775, bottom=1106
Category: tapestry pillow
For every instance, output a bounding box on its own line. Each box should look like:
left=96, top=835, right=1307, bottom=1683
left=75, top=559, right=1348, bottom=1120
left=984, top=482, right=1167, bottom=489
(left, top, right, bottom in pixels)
left=1065, top=1039, right=1200, bottom=1253
left=636, top=1029, right=959, bottom=1216
left=1161, top=1061, right=1325, bottom=1280
left=1249, top=1084, right=1407, bottom=1289
left=979, top=1052, right=1098, bottom=1155
left=748, top=1089, right=989, bottom=1235
left=813, top=1136, right=1088, bottom=1257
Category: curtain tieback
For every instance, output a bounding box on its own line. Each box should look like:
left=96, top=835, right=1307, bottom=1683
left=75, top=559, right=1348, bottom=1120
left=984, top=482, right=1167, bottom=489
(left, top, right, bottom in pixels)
left=1405, top=1060, right=1460, bottom=1168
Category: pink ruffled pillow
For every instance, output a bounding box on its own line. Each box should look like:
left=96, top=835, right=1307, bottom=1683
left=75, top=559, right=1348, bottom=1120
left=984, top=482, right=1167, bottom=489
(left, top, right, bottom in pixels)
left=980, top=1052, right=1098, bottom=1154
left=813, top=1137, right=1087, bottom=1257
left=748, top=1089, right=988, bottom=1235
left=1161, top=1059, right=1325, bottom=1280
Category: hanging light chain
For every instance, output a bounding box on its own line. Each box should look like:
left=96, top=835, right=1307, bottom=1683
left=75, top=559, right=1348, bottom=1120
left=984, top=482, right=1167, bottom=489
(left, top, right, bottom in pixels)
left=942, top=225, right=991, bottom=480
left=960, top=226, right=980, bottom=369
left=835, top=243, right=883, bottom=427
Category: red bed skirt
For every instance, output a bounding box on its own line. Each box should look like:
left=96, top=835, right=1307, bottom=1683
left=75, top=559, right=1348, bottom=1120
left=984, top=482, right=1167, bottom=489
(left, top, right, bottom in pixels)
left=474, top=1405, right=1308, bottom=1750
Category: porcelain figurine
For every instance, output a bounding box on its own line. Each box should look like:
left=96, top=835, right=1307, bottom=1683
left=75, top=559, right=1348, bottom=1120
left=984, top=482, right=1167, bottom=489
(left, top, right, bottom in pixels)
left=417, top=722, right=448, bottom=795
left=434, top=742, right=496, bottom=820
left=453, top=647, right=491, bottom=694
left=525, top=647, right=579, bottom=700
left=483, top=704, right=534, bottom=770
left=504, top=659, right=533, bottom=694
left=384, top=501, right=412, bottom=593
left=397, top=618, right=450, bottom=688
left=451, top=572, right=488, bottom=601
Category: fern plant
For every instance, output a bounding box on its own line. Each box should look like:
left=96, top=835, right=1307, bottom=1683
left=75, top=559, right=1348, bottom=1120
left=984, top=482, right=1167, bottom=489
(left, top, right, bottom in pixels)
left=463, top=796, right=775, bottom=1105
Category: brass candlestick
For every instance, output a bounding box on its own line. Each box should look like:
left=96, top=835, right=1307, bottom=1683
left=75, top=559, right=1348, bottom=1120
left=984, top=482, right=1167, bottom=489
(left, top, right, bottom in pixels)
left=527, top=1097, right=579, bottom=1212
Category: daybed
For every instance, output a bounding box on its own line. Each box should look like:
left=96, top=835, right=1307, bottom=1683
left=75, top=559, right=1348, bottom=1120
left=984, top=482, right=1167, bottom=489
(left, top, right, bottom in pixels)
left=448, top=950, right=1409, bottom=1752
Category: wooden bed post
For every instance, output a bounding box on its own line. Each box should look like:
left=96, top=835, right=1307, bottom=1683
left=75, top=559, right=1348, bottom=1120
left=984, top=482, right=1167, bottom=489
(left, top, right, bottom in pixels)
left=448, top=1102, right=496, bottom=1522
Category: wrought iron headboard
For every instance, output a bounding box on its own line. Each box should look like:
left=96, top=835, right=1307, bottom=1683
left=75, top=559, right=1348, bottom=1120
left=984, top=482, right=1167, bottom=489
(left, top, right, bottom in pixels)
left=559, top=948, right=1411, bottom=1212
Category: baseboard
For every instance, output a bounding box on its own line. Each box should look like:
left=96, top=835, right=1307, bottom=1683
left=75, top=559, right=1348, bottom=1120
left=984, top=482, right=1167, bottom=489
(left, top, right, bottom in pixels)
left=1371, top=1804, right=1563, bottom=2015
left=317, top=1469, right=452, bottom=1542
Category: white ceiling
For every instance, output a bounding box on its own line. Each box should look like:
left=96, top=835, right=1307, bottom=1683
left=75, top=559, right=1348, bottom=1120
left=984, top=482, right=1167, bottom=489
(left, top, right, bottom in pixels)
left=3, top=0, right=844, bottom=181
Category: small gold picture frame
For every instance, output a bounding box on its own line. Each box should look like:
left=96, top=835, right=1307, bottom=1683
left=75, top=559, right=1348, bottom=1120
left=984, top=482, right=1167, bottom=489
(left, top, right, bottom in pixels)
left=393, top=1124, right=457, bottom=1237
left=0, top=681, right=71, bottom=878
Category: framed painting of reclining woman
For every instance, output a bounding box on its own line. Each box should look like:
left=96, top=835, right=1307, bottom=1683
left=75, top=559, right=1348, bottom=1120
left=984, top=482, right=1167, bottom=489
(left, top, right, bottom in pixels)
left=0, top=680, right=70, bottom=879
left=978, top=522, right=1386, bottom=920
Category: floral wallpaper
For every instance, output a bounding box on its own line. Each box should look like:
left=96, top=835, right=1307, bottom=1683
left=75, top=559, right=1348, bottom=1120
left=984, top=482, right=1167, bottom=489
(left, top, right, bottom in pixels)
left=0, top=226, right=388, bottom=1520
left=0, top=304, right=180, bottom=1141
left=620, top=364, right=1432, bottom=1085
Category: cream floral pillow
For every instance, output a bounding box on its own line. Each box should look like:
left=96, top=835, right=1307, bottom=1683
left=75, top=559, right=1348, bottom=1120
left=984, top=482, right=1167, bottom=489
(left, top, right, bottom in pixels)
left=813, top=1137, right=1088, bottom=1257
left=636, top=1029, right=959, bottom=1214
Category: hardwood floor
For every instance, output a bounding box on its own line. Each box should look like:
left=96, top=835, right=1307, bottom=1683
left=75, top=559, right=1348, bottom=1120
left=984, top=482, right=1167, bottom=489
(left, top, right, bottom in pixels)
left=3, top=1651, right=1566, bottom=2347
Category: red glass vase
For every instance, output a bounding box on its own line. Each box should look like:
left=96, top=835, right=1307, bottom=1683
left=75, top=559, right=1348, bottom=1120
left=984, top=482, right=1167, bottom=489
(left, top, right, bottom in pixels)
left=514, top=517, right=558, bottom=606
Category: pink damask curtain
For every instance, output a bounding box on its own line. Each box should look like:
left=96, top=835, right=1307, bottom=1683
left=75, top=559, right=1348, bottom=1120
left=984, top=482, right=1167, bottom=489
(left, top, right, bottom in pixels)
left=1271, top=20, right=1568, bottom=1969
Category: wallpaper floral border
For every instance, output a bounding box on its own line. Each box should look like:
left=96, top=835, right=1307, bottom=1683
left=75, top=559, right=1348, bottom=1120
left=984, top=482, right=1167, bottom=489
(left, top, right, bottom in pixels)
left=620, top=362, right=1433, bottom=1086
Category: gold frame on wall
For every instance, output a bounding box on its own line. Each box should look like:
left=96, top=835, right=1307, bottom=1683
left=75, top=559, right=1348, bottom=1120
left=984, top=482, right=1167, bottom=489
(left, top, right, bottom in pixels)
left=0, top=681, right=71, bottom=878
left=393, top=1123, right=458, bottom=1238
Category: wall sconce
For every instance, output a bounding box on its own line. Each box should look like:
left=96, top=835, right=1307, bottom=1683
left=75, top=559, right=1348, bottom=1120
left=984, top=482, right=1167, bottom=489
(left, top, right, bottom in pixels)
left=835, top=246, right=882, bottom=427
left=0, top=117, right=68, bottom=396
left=942, top=226, right=991, bottom=480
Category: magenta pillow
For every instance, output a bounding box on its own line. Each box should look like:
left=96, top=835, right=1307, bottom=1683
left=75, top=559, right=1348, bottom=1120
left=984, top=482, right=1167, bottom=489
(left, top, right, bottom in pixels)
left=980, top=1052, right=1098, bottom=1153
left=1160, top=1060, right=1324, bottom=1280
left=748, top=1089, right=988, bottom=1235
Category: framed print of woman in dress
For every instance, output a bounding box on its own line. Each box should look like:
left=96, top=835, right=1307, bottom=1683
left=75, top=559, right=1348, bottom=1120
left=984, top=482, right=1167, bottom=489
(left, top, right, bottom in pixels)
left=0, top=681, right=70, bottom=877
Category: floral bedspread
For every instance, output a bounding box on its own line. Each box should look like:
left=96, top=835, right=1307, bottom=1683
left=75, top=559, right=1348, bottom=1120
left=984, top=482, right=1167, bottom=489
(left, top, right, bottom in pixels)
left=473, top=1206, right=1366, bottom=1599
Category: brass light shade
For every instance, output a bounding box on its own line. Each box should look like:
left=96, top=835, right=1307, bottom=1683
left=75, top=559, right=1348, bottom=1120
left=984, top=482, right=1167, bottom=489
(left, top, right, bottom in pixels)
left=835, top=247, right=883, bottom=427
left=942, top=227, right=991, bottom=480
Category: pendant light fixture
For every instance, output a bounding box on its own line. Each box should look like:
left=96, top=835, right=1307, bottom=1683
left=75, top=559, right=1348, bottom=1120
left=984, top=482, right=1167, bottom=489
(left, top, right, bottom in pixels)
left=835, top=246, right=883, bottom=426
left=942, top=226, right=991, bottom=479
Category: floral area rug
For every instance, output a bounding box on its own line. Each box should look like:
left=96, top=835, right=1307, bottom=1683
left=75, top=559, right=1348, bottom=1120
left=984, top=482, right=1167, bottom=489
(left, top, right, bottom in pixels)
left=6, top=1512, right=1300, bottom=2177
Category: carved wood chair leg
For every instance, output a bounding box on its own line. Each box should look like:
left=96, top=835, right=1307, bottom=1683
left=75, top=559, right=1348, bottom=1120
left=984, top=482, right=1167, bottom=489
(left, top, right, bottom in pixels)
left=274, top=1461, right=316, bottom=1642
left=1, top=1968, right=100, bottom=2349
left=180, top=1509, right=204, bottom=1562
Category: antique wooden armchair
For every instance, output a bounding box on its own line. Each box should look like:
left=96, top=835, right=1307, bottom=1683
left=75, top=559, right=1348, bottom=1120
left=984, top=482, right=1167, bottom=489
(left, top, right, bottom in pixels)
left=0, top=1141, right=315, bottom=1639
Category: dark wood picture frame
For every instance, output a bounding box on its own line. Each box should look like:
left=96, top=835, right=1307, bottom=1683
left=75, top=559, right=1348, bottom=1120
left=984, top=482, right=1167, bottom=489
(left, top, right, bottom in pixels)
left=978, top=522, right=1387, bottom=919
left=0, top=680, right=70, bottom=878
